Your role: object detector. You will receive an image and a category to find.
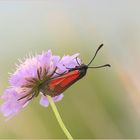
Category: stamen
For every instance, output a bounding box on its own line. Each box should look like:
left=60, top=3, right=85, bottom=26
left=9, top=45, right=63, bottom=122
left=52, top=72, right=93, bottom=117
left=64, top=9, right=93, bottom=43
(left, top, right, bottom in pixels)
left=37, top=68, right=41, bottom=80
left=17, top=92, right=32, bottom=101
left=25, top=77, right=37, bottom=83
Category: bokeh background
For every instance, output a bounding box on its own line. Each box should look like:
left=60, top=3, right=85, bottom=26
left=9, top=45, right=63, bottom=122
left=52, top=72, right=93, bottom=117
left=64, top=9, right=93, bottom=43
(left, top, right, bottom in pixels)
left=0, top=0, right=140, bottom=139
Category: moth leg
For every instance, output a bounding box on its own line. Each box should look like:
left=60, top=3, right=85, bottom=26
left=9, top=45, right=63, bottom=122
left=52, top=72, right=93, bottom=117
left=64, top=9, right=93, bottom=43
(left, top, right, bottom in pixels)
left=55, top=71, right=67, bottom=76
left=62, top=64, right=72, bottom=70
left=48, top=66, right=58, bottom=77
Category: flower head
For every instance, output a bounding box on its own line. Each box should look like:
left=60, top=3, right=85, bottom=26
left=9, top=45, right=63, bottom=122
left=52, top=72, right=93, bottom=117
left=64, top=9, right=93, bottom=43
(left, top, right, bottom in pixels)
left=0, top=50, right=81, bottom=119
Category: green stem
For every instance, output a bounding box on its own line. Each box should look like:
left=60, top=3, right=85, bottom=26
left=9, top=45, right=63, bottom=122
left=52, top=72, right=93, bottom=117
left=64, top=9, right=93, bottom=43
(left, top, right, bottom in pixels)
left=47, top=95, right=73, bottom=140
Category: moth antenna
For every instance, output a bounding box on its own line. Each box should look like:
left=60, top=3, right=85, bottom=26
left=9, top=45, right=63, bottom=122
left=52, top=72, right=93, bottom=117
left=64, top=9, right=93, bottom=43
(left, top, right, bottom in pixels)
left=75, top=57, right=81, bottom=66
left=87, top=44, right=103, bottom=66
left=88, top=64, right=111, bottom=69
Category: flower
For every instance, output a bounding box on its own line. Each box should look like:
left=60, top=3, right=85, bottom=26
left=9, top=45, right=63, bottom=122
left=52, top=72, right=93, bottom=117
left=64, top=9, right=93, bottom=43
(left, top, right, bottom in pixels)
left=0, top=50, right=80, bottom=119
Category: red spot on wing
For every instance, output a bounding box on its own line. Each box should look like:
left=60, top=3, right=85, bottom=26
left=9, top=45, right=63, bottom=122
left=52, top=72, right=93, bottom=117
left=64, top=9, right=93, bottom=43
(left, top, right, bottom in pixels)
left=48, top=70, right=80, bottom=94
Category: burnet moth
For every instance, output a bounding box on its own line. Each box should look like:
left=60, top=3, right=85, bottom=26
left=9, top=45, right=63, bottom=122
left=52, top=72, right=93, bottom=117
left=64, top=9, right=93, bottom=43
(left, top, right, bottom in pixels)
left=43, top=44, right=111, bottom=97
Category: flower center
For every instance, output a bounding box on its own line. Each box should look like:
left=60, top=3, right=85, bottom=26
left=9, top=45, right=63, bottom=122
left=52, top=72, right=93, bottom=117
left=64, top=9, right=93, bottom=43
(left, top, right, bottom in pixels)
left=18, top=66, right=57, bottom=101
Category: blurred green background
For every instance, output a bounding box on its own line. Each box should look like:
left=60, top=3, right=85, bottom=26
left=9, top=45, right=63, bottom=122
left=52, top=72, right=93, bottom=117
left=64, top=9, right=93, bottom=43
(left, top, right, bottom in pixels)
left=0, top=0, right=140, bottom=139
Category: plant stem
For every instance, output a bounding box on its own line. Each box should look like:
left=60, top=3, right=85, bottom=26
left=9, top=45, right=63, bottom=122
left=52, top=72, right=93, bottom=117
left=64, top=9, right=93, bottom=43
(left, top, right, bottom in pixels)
left=47, top=95, right=73, bottom=140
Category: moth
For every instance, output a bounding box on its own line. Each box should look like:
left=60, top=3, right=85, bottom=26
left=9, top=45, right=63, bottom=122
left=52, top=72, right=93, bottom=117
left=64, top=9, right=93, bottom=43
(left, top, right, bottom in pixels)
left=44, top=44, right=111, bottom=97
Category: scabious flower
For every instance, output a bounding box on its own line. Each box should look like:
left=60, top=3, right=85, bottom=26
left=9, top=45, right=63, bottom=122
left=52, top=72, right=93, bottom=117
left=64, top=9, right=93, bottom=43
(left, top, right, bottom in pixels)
left=0, top=50, right=80, bottom=119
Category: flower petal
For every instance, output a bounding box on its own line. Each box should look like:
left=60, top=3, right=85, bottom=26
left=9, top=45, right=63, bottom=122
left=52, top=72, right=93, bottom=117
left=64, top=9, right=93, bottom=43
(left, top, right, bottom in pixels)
left=39, top=95, right=49, bottom=107
left=0, top=102, right=13, bottom=117
left=0, top=87, right=32, bottom=118
left=53, top=94, right=64, bottom=102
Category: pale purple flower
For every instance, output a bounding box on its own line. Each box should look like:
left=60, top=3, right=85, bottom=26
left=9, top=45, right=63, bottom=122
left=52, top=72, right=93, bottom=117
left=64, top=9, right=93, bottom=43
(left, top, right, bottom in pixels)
left=0, top=50, right=80, bottom=119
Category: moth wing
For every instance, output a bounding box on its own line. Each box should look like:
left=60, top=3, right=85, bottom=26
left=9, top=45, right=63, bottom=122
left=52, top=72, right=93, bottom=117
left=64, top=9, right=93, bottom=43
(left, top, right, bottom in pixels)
left=48, top=70, right=80, bottom=95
